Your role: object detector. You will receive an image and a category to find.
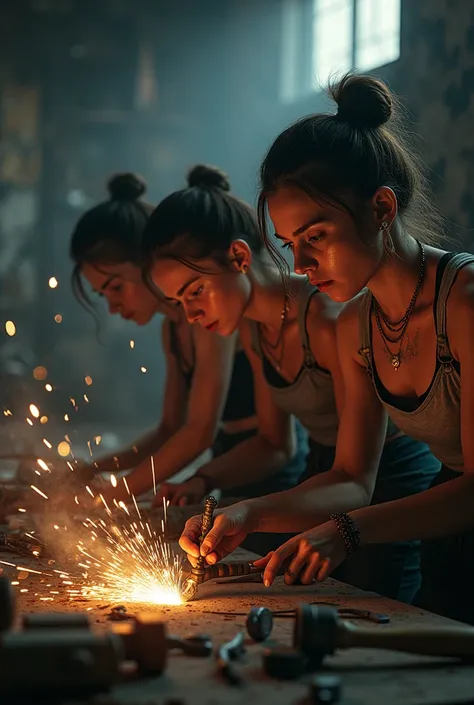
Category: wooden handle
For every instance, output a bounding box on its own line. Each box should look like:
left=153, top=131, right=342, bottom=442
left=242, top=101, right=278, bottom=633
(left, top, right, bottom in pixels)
left=340, top=621, right=474, bottom=658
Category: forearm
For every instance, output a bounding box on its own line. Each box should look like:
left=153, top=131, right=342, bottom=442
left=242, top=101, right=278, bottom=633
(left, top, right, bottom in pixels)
left=195, top=435, right=291, bottom=491
left=122, top=425, right=215, bottom=497
left=248, top=468, right=371, bottom=534
left=352, top=472, right=474, bottom=545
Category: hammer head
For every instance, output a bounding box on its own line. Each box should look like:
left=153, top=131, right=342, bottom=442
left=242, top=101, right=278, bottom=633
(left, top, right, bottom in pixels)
left=293, top=604, right=339, bottom=667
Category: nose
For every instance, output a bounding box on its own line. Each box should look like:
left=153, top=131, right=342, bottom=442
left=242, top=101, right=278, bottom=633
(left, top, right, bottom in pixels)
left=183, top=301, right=204, bottom=324
left=293, top=245, right=318, bottom=277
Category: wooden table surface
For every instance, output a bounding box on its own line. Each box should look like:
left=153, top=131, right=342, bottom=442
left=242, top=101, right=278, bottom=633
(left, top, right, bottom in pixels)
left=4, top=546, right=474, bottom=705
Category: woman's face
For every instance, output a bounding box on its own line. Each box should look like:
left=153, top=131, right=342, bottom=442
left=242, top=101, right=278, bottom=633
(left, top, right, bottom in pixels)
left=150, top=254, right=252, bottom=336
left=267, top=185, right=383, bottom=302
left=81, top=261, right=162, bottom=325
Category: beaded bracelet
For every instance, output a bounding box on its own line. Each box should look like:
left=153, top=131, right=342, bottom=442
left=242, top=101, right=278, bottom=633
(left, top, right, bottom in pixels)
left=330, top=513, right=361, bottom=558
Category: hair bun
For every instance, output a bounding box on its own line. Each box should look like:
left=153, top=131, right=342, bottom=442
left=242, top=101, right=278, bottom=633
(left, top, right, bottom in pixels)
left=331, top=74, right=393, bottom=129
left=187, top=164, right=231, bottom=192
left=107, top=173, right=147, bottom=202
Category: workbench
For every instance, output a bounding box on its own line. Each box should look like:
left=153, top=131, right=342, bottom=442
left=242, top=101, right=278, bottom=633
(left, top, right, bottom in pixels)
left=4, top=546, right=474, bottom=705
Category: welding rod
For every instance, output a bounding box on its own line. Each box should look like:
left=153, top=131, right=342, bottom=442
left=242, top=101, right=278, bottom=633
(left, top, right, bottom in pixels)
left=181, top=496, right=218, bottom=600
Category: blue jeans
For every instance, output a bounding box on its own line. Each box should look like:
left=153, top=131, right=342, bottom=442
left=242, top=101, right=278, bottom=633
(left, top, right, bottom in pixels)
left=302, top=434, right=441, bottom=603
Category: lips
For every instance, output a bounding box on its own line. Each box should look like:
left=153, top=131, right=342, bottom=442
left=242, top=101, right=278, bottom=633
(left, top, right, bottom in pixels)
left=308, top=275, right=334, bottom=292
left=205, top=321, right=219, bottom=332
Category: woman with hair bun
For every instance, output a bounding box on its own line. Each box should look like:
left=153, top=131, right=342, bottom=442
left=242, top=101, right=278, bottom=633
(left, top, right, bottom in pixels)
left=180, top=73, right=474, bottom=623
left=145, top=158, right=439, bottom=603
left=69, top=171, right=306, bottom=537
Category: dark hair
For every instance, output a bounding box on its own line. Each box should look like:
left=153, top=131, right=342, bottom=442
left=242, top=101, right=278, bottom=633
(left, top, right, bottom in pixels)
left=258, top=73, right=446, bottom=273
left=70, top=173, right=153, bottom=307
left=141, top=164, right=263, bottom=273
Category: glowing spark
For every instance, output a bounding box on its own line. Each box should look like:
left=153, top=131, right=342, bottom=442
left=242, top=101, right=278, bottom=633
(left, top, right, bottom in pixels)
left=64, top=414, right=69, bottom=421
left=87, top=440, right=92, bottom=456
left=37, top=459, right=50, bottom=472
left=54, top=314, right=62, bottom=323
left=151, top=455, right=156, bottom=495
left=3, top=409, right=12, bottom=416
left=85, top=486, right=95, bottom=498
left=57, top=441, right=70, bottom=457
left=26, top=418, right=33, bottom=427
left=94, top=435, right=101, bottom=445
left=65, top=434, right=72, bottom=443
left=31, top=485, right=48, bottom=499
left=85, top=376, right=93, bottom=386
left=45, top=383, right=53, bottom=392
left=140, top=366, right=147, bottom=373
left=43, top=439, right=52, bottom=449
left=110, top=474, right=117, bottom=488
left=33, top=366, right=47, bottom=380
left=29, top=404, right=40, bottom=418
left=70, top=398, right=76, bottom=407
left=67, top=462, right=74, bottom=471
left=5, top=320, right=16, bottom=336
left=48, top=276, right=58, bottom=288
left=130, top=340, right=135, bottom=348
left=84, top=394, right=89, bottom=402
left=18, top=508, right=26, bottom=513
left=40, top=416, right=48, bottom=424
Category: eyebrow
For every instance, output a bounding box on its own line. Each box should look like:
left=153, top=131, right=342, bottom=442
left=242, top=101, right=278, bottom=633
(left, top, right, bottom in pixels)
left=100, top=276, right=116, bottom=292
left=176, top=275, right=201, bottom=298
left=274, top=216, right=325, bottom=240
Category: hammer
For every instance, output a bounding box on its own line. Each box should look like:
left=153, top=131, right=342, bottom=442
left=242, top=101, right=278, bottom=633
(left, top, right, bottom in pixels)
left=295, top=604, right=474, bottom=666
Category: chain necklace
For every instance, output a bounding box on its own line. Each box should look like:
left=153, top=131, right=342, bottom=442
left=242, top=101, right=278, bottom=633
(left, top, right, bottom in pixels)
left=372, top=240, right=425, bottom=371
left=258, top=295, right=290, bottom=372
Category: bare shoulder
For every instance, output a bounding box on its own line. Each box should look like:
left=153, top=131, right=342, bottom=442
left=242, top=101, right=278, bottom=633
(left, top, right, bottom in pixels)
left=305, top=292, right=340, bottom=351
left=446, top=261, right=474, bottom=353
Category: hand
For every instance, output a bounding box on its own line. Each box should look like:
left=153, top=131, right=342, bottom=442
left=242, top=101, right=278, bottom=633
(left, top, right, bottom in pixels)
left=253, top=520, right=348, bottom=587
left=154, top=477, right=206, bottom=508
left=178, top=501, right=256, bottom=566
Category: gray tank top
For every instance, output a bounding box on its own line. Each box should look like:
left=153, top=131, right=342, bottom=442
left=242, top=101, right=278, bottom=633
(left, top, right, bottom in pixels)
left=249, top=284, right=339, bottom=446
left=358, top=252, right=474, bottom=471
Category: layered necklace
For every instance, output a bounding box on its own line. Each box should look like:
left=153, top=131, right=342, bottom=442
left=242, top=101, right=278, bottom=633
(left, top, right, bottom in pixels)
left=372, top=240, right=426, bottom=371
left=258, top=294, right=290, bottom=373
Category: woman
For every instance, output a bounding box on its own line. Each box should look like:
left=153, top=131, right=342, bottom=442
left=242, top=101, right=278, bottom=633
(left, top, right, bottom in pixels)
left=143, top=161, right=440, bottom=603
left=70, top=171, right=304, bottom=519
left=180, top=74, right=474, bottom=624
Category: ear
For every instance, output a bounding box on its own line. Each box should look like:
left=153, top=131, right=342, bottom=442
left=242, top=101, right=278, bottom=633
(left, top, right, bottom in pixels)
left=228, top=239, right=252, bottom=273
left=372, top=186, right=398, bottom=228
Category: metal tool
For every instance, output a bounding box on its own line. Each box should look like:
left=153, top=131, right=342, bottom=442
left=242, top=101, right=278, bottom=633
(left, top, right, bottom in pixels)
left=181, top=496, right=218, bottom=601
left=246, top=606, right=274, bottom=642
left=294, top=604, right=474, bottom=668
left=310, top=675, right=343, bottom=704
left=216, top=631, right=246, bottom=685
left=0, top=529, right=45, bottom=557
left=262, top=645, right=306, bottom=680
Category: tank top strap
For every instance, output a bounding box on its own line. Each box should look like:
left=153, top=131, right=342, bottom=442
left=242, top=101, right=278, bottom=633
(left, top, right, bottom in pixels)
left=297, top=281, right=319, bottom=368
left=357, top=289, right=374, bottom=373
left=435, top=252, right=474, bottom=365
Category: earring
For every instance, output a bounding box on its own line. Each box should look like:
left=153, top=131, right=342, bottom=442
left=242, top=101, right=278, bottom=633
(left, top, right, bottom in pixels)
left=242, top=264, right=248, bottom=274
left=380, top=220, right=389, bottom=231
left=380, top=220, right=394, bottom=254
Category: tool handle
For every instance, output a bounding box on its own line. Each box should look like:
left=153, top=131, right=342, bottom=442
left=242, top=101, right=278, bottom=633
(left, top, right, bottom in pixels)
left=203, top=562, right=255, bottom=581
left=341, top=622, right=474, bottom=658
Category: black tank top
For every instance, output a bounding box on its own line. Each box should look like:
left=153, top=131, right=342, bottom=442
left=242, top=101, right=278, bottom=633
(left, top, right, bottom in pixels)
left=168, top=321, right=255, bottom=422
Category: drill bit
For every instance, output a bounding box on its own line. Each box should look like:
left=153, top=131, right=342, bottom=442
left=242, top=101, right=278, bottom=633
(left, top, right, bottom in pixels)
left=181, top=496, right=217, bottom=601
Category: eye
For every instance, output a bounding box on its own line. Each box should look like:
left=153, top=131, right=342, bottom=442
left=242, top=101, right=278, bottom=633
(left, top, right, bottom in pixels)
left=308, top=233, right=324, bottom=244
left=280, top=241, right=293, bottom=250
left=109, top=284, right=122, bottom=293
left=190, top=284, right=204, bottom=298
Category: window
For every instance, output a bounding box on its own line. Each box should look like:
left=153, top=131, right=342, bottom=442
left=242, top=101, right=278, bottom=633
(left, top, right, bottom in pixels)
left=312, top=0, right=401, bottom=89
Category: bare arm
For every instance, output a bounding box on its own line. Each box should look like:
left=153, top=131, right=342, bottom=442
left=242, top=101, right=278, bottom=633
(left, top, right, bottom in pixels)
left=189, top=320, right=295, bottom=490
left=118, top=323, right=236, bottom=498
left=244, top=298, right=387, bottom=533
left=351, top=270, right=474, bottom=543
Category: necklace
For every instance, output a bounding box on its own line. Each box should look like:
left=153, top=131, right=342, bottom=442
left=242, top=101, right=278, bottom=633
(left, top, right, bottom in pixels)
left=372, top=241, right=426, bottom=371
left=258, top=295, right=289, bottom=372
